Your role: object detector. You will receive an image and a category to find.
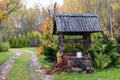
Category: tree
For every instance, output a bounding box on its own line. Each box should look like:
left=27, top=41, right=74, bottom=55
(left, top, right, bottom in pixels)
left=0, top=0, right=22, bottom=24
left=107, top=0, right=113, bottom=38
left=62, top=0, right=120, bottom=40
left=0, top=0, right=8, bottom=20
left=0, top=0, right=22, bottom=42
left=39, top=16, right=57, bottom=47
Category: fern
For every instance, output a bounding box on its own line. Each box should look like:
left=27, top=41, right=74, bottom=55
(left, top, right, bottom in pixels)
left=103, top=40, right=117, bottom=54
left=94, top=53, right=111, bottom=69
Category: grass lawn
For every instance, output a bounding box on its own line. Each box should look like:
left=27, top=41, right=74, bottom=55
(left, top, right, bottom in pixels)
left=6, top=53, right=31, bottom=80
left=20, top=47, right=37, bottom=52
left=53, top=67, right=120, bottom=80
left=0, top=51, right=15, bottom=65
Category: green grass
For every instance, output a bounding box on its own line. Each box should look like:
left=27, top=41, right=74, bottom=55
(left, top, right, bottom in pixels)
left=53, top=67, right=120, bottom=80
left=36, top=54, right=53, bottom=66
left=0, top=51, right=15, bottom=65
left=6, top=53, right=31, bottom=80
left=20, top=47, right=37, bottom=52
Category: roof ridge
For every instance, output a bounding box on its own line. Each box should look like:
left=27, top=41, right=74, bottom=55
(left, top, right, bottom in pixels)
left=55, top=13, right=97, bottom=17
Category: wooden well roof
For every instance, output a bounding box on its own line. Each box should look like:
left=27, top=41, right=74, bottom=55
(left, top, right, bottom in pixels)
left=52, top=13, right=103, bottom=35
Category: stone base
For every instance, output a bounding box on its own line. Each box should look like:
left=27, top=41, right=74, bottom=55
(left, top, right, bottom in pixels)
left=67, top=56, right=94, bottom=73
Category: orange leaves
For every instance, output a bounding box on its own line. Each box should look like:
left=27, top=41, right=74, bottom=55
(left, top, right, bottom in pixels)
left=0, top=0, right=9, bottom=20
left=39, top=17, right=53, bottom=33
left=0, top=15, right=4, bottom=19
left=37, top=45, right=43, bottom=54
left=39, top=20, right=47, bottom=32
left=0, top=0, right=8, bottom=9
left=38, top=17, right=56, bottom=48
left=0, top=10, right=7, bottom=20
left=3, top=10, right=7, bottom=16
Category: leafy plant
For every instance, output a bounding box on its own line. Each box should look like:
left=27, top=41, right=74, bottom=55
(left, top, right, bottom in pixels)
left=109, top=53, right=120, bottom=65
left=22, top=35, right=28, bottom=47
left=103, top=39, right=117, bottom=54
left=103, top=39, right=119, bottom=66
left=0, top=42, right=10, bottom=52
left=94, top=53, right=111, bottom=69
left=116, top=57, right=120, bottom=65
left=42, top=45, right=57, bottom=62
left=89, top=36, right=119, bottom=68
left=8, top=34, right=28, bottom=48
left=27, top=31, right=41, bottom=47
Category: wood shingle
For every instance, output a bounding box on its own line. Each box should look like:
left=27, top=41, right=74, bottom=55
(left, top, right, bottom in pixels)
left=53, top=13, right=103, bottom=35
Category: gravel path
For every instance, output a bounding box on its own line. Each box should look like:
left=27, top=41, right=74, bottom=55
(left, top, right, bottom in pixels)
left=0, top=49, right=22, bottom=80
left=24, top=50, right=55, bottom=80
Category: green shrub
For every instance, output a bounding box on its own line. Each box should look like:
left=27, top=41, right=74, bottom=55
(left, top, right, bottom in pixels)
left=109, top=53, right=120, bottom=65
left=13, top=36, right=17, bottom=48
left=0, top=42, right=10, bottom=52
left=116, top=57, right=120, bottom=65
left=89, top=36, right=119, bottom=68
left=8, top=35, right=28, bottom=48
left=94, top=53, right=111, bottom=69
left=8, top=35, right=13, bottom=48
left=2, top=42, right=10, bottom=51
left=103, top=39, right=119, bottom=66
left=103, top=39, right=117, bottom=55
left=27, top=31, right=41, bottom=47
left=42, top=45, right=57, bottom=62
left=0, top=44, right=3, bottom=52
left=22, top=35, right=28, bottom=47
left=27, top=32, right=32, bottom=47
left=17, top=34, right=22, bottom=48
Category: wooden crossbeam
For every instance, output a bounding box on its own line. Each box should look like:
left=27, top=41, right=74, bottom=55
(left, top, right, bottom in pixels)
left=63, top=39, right=87, bottom=43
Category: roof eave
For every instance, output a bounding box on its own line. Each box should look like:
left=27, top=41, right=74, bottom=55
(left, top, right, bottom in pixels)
left=52, top=31, right=103, bottom=35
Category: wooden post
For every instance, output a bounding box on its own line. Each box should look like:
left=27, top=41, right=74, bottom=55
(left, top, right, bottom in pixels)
left=83, top=33, right=91, bottom=49
left=58, top=34, right=64, bottom=55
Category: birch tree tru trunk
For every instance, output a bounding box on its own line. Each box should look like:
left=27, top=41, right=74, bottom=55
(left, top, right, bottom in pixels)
left=107, top=0, right=113, bottom=38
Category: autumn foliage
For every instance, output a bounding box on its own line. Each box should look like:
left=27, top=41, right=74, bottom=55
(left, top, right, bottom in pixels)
left=37, top=45, right=43, bottom=54
left=39, top=20, right=47, bottom=32
left=0, top=0, right=8, bottom=8
left=0, top=0, right=8, bottom=20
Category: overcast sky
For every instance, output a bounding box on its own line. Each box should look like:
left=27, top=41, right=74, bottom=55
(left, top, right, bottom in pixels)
left=25, top=0, right=63, bottom=8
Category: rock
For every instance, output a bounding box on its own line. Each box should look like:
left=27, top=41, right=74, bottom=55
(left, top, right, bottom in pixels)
left=72, top=67, right=82, bottom=72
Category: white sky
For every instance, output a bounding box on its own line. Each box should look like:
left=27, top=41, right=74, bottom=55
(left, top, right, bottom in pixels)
left=25, top=0, right=63, bottom=8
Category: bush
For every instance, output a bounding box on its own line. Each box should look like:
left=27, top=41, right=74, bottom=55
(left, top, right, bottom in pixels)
left=116, top=57, right=120, bottom=65
left=21, top=35, right=28, bottom=47
left=89, top=36, right=119, bottom=68
left=27, top=31, right=42, bottom=47
left=8, top=35, right=14, bottom=47
left=42, top=45, right=57, bottom=62
left=17, top=34, right=22, bottom=48
left=8, top=31, right=42, bottom=48
left=109, top=53, right=120, bottom=65
left=103, top=39, right=119, bottom=66
left=0, top=42, right=10, bottom=52
left=103, top=39, right=117, bottom=55
left=8, top=34, right=28, bottom=48
left=94, top=53, right=111, bottom=69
